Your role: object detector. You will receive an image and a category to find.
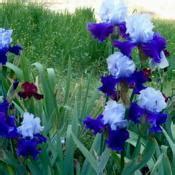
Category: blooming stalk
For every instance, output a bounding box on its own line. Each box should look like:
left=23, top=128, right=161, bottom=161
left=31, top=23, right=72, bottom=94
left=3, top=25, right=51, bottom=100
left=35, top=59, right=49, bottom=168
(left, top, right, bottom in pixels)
left=84, top=0, right=169, bottom=155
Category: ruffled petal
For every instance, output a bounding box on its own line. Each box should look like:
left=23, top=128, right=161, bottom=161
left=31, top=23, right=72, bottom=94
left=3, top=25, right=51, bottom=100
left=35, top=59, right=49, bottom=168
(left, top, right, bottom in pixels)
left=9, top=45, right=22, bottom=55
left=98, top=75, right=118, bottom=97
left=140, top=33, right=167, bottom=63
left=106, top=128, right=129, bottom=151
left=87, top=22, right=114, bottom=42
left=113, top=40, right=136, bottom=57
left=83, top=115, right=105, bottom=134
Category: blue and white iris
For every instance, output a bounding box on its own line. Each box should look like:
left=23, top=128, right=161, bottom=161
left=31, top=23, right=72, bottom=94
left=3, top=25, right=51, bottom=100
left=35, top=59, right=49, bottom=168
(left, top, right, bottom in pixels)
left=129, top=87, right=168, bottom=132
left=0, top=28, right=22, bottom=65
left=17, top=112, right=46, bottom=159
left=107, top=52, right=136, bottom=78
left=99, top=0, right=128, bottom=24
left=102, top=100, right=127, bottom=130
left=126, top=14, right=154, bottom=43
left=137, top=87, right=167, bottom=113
left=17, top=112, right=44, bottom=138
left=84, top=0, right=170, bottom=152
left=0, top=28, right=13, bottom=49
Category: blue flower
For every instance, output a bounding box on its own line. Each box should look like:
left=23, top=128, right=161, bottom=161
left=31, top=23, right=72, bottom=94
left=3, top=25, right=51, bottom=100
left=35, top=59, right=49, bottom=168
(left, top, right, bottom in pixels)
left=8, top=45, right=22, bottom=55
left=113, top=40, right=136, bottom=57
left=87, top=22, right=114, bottom=42
left=140, top=33, right=166, bottom=63
left=147, top=111, right=167, bottom=133
left=0, top=112, right=18, bottom=138
left=126, top=14, right=154, bottom=43
left=128, top=102, right=145, bottom=123
left=83, top=115, right=105, bottom=134
left=0, top=28, right=22, bottom=65
left=106, top=128, right=129, bottom=151
left=0, top=100, right=18, bottom=138
left=98, top=75, right=118, bottom=98
left=16, top=111, right=46, bottom=159
left=129, top=102, right=167, bottom=133
left=17, top=134, right=46, bottom=159
left=107, top=52, right=136, bottom=79
left=102, top=100, right=127, bottom=130
left=0, top=48, right=8, bottom=65
left=0, top=28, right=12, bottom=49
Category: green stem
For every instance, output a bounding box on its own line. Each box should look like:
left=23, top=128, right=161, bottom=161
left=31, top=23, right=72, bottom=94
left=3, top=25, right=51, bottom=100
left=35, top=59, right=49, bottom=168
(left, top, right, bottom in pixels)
left=120, top=150, right=125, bottom=173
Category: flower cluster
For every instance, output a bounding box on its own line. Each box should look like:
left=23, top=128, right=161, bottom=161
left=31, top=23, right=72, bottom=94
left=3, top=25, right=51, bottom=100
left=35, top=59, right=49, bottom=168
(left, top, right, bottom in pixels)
left=17, top=112, right=46, bottom=159
left=0, top=99, right=46, bottom=159
left=84, top=0, right=169, bottom=152
left=84, top=100, right=129, bottom=151
left=0, top=28, right=22, bottom=65
left=88, top=0, right=169, bottom=69
left=129, top=87, right=167, bottom=132
left=0, top=28, right=46, bottom=159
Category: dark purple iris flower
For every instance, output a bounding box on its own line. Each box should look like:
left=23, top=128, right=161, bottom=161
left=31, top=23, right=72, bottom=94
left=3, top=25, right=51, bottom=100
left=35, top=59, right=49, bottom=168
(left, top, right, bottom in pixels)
left=8, top=45, right=22, bottom=55
left=99, top=75, right=118, bottom=98
left=17, top=134, right=46, bottom=159
left=129, top=103, right=167, bottom=133
left=106, top=128, right=129, bottom=151
left=0, top=100, right=18, bottom=138
left=83, top=115, right=105, bottom=134
left=0, top=45, right=22, bottom=65
left=128, top=102, right=145, bottom=123
left=87, top=22, right=114, bottom=42
left=0, top=48, right=8, bottom=65
left=113, top=40, right=136, bottom=57
left=98, top=69, right=151, bottom=97
left=147, top=111, right=167, bottom=133
left=18, top=82, right=44, bottom=100
left=108, top=69, right=151, bottom=94
left=0, top=113, right=18, bottom=138
left=140, top=33, right=166, bottom=63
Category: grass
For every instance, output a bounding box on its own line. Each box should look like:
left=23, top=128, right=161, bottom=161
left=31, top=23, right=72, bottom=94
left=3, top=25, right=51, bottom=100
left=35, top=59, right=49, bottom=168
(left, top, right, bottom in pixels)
left=0, top=2, right=109, bottom=75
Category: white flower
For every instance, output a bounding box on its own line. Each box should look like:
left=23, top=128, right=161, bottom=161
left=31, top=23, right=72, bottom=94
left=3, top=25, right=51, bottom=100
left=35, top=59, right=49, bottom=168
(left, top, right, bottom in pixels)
left=107, top=52, right=136, bottom=78
left=0, top=28, right=12, bottom=49
left=17, top=112, right=44, bottom=138
left=150, top=51, right=169, bottom=69
left=126, top=14, right=154, bottom=43
left=137, top=87, right=167, bottom=113
left=102, top=100, right=127, bottom=130
left=99, top=0, right=127, bottom=24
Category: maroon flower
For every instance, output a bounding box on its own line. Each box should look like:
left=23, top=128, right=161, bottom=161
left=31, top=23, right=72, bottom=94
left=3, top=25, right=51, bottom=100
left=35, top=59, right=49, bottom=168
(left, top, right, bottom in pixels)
left=18, top=82, right=43, bottom=100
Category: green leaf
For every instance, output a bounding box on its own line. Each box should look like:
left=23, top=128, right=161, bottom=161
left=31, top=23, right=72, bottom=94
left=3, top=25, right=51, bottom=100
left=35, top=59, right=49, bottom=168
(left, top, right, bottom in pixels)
left=97, top=148, right=111, bottom=174
left=122, top=138, right=156, bottom=175
left=5, top=62, right=23, bottom=80
left=162, top=127, right=175, bottom=172
left=70, top=126, right=98, bottom=173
